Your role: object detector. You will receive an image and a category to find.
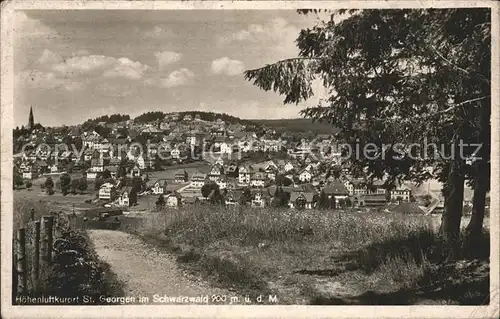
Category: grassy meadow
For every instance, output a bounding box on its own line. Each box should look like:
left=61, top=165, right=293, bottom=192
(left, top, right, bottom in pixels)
left=119, top=206, right=490, bottom=305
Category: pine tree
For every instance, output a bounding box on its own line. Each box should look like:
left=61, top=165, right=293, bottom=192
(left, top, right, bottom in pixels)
left=244, top=8, right=490, bottom=259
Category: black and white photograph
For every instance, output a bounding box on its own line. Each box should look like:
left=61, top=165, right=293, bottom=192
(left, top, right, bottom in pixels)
left=1, top=1, right=499, bottom=318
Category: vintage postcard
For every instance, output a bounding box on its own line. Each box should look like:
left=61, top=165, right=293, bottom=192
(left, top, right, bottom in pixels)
left=1, top=0, right=499, bottom=318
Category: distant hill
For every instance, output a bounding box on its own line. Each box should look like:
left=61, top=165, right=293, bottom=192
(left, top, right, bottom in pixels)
left=252, top=118, right=339, bottom=135
left=175, top=111, right=256, bottom=126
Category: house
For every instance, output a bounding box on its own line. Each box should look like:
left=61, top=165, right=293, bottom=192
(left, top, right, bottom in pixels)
left=194, top=114, right=202, bottom=121
left=190, top=172, right=207, bottom=188
left=99, top=182, right=115, bottom=200
left=225, top=162, right=238, bottom=177
left=289, top=192, right=315, bottom=209
left=182, top=196, right=200, bottom=206
left=220, top=141, right=233, bottom=154
left=98, top=138, right=111, bottom=152
left=50, top=164, right=60, bottom=174
left=322, top=179, right=349, bottom=204
left=360, top=194, right=388, bottom=207
left=117, top=188, right=130, bottom=207
left=238, top=165, right=252, bottom=185
left=86, top=171, right=97, bottom=179
left=165, top=193, right=182, bottom=207
left=264, top=164, right=277, bottom=180
left=183, top=114, right=192, bottom=122
left=174, top=170, right=188, bottom=183
left=208, top=164, right=223, bottom=182
left=298, top=168, right=312, bottom=183
left=83, top=150, right=94, bottom=162
left=284, top=161, right=295, bottom=172
left=250, top=172, right=266, bottom=188
left=171, top=148, right=181, bottom=159
left=216, top=176, right=227, bottom=190
left=390, top=186, right=412, bottom=202
left=215, top=156, right=225, bottom=166
left=152, top=180, right=167, bottom=195
left=136, top=155, right=146, bottom=170
left=22, top=167, right=38, bottom=180
left=128, top=165, right=141, bottom=178
left=251, top=190, right=269, bottom=208
left=90, top=158, right=104, bottom=172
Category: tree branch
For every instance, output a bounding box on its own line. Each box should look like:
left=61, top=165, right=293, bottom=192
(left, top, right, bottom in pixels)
left=244, top=57, right=325, bottom=73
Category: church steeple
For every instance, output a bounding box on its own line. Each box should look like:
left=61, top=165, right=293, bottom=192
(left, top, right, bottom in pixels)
left=28, top=106, right=34, bottom=129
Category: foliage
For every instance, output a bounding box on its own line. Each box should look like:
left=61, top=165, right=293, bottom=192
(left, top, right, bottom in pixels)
left=13, top=171, right=24, bottom=189
left=176, top=111, right=256, bottom=126
left=70, top=179, right=79, bottom=195
left=44, top=177, right=54, bottom=195
left=131, top=176, right=143, bottom=193
left=244, top=8, right=491, bottom=256
left=134, top=111, right=166, bottom=123
left=129, top=189, right=138, bottom=206
left=201, top=182, right=224, bottom=204
left=272, top=186, right=291, bottom=208
left=78, top=176, right=88, bottom=193
left=60, top=173, right=71, bottom=196
left=276, top=174, right=293, bottom=187
left=101, top=169, right=111, bottom=180
left=94, top=177, right=103, bottom=191
left=155, top=195, right=165, bottom=210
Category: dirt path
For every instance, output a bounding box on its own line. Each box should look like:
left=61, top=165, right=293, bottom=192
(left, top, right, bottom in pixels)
left=88, top=229, right=238, bottom=303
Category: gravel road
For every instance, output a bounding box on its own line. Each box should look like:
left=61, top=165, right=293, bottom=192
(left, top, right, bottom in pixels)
left=88, top=229, right=239, bottom=304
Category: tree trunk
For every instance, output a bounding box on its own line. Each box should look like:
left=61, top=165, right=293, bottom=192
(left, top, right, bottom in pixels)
left=463, top=99, right=490, bottom=259
left=439, top=159, right=465, bottom=261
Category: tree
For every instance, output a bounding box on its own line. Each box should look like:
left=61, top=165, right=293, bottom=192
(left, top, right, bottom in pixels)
left=60, top=173, right=71, bottom=196
left=272, top=187, right=290, bottom=208
left=44, top=177, right=54, bottom=195
left=129, top=189, right=138, bottom=206
left=13, top=172, right=23, bottom=189
left=78, top=176, right=88, bottom=193
left=318, top=191, right=329, bottom=209
left=118, top=159, right=128, bottom=178
left=131, top=176, right=143, bottom=193
left=156, top=195, right=165, bottom=210
left=244, top=9, right=490, bottom=259
left=276, top=174, right=293, bottom=187
left=344, top=197, right=353, bottom=208
left=102, top=169, right=111, bottom=180
left=201, top=182, right=223, bottom=204
left=70, top=179, right=80, bottom=195
left=153, top=154, right=163, bottom=171
left=239, top=187, right=252, bottom=206
left=94, top=177, right=103, bottom=191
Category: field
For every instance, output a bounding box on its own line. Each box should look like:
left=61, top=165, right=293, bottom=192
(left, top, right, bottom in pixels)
left=118, top=206, right=490, bottom=305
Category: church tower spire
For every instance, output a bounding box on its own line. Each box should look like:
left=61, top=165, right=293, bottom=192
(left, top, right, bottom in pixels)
left=28, top=106, right=34, bottom=129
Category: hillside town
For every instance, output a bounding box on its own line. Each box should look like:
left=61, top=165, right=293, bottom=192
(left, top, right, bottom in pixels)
left=13, top=107, right=443, bottom=213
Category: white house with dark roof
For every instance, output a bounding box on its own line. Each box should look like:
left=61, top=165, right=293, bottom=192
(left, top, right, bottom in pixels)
left=151, top=180, right=167, bottom=195
left=208, top=164, right=223, bottom=182
left=190, top=172, right=207, bottom=188
left=238, top=165, right=252, bottom=185
left=289, top=191, right=315, bottom=209
left=250, top=172, right=266, bottom=188
left=298, top=168, right=312, bottom=183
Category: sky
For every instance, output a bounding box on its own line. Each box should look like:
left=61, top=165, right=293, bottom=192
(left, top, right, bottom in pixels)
left=14, top=10, right=329, bottom=127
